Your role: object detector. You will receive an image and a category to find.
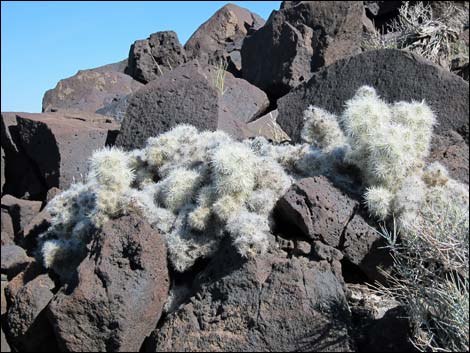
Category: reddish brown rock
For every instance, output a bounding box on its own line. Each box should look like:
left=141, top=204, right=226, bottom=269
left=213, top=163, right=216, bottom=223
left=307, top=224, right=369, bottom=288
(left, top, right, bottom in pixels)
left=242, top=1, right=364, bottom=99
left=21, top=208, right=52, bottom=252
left=1, top=245, right=33, bottom=279
left=14, top=110, right=119, bottom=191
left=126, top=31, right=187, bottom=84
left=5, top=261, right=44, bottom=302
left=42, top=67, right=143, bottom=113
left=1, top=113, right=46, bottom=200
left=147, top=242, right=353, bottom=352
left=428, top=130, right=469, bottom=184
left=116, top=60, right=269, bottom=150
left=1, top=208, right=14, bottom=246
left=48, top=213, right=169, bottom=352
left=5, top=274, right=57, bottom=352
left=276, top=176, right=391, bottom=282
left=185, top=4, right=265, bottom=75
left=1, top=195, right=41, bottom=241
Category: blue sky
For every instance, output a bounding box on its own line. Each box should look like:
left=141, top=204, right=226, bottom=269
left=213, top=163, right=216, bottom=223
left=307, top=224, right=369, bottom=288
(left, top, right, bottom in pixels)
left=1, top=1, right=280, bottom=112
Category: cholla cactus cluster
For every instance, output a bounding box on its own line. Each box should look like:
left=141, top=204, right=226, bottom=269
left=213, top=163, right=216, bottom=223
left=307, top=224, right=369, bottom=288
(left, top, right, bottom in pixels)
left=301, top=86, right=469, bottom=234
left=38, top=85, right=469, bottom=351
left=39, top=125, right=293, bottom=276
left=299, top=86, right=469, bottom=352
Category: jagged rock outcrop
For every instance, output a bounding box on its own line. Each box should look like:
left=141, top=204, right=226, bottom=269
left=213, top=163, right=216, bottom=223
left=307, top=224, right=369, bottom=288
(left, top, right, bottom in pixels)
left=185, top=4, right=265, bottom=76
left=125, top=31, right=187, bottom=84
left=242, top=1, right=364, bottom=99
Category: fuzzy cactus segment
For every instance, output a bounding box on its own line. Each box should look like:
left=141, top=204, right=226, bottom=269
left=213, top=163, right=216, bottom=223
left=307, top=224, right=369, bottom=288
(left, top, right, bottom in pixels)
left=39, top=123, right=294, bottom=275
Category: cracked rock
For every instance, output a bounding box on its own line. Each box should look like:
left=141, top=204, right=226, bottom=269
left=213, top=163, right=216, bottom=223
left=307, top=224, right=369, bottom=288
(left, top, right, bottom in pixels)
left=146, top=240, right=353, bottom=352
left=276, top=176, right=391, bottom=282
left=47, top=213, right=169, bottom=352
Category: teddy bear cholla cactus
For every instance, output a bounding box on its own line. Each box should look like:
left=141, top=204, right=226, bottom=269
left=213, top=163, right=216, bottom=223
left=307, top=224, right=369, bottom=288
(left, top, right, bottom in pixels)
left=300, top=85, right=468, bottom=232
left=39, top=125, right=293, bottom=276
left=301, top=86, right=469, bottom=352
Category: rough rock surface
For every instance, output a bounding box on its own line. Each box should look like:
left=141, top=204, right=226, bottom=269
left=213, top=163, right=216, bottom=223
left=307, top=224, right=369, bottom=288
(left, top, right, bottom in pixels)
left=0, top=245, right=33, bottom=279
left=277, top=49, right=469, bottom=143
left=245, top=109, right=291, bottom=143
left=242, top=1, right=364, bottom=99
left=116, top=61, right=269, bottom=150
left=42, top=68, right=143, bottom=113
left=48, top=213, right=169, bottom=352
left=14, top=111, right=119, bottom=191
left=1, top=195, right=41, bottom=241
left=1, top=207, right=15, bottom=246
left=185, top=4, right=265, bottom=76
left=147, top=243, right=353, bottom=352
left=427, top=130, right=469, bottom=184
left=276, top=49, right=470, bottom=184
left=1, top=113, right=46, bottom=200
left=275, top=177, right=391, bottom=282
left=21, top=207, right=52, bottom=252
left=126, top=31, right=187, bottom=84
left=346, top=283, right=415, bottom=352
left=6, top=274, right=56, bottom=352
left=5, top=261, right=44, bottom=301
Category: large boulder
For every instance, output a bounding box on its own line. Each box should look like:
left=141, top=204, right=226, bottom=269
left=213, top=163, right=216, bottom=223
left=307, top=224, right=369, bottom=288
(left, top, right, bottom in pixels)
left=147, top=242, right=353, bottom=352
left=275, top=176, right=391, bottom=282
left=5, top=274, right=57, bottom=352
left=277, top=49, right=469, bottom=182
left=48, top=213, right=169, bottom=352
left=12, top=110, right=120, bottom=191
left=1, top=113, right=46, bottom=200
left=241, top=1, right=364, bottom=99
left=185, top=4, right=265, bottom=76
left=125, top=31, right=187, bottom=84
left=116, top=60, right=269, bottom=150
left=42, top=67, right=143, bottom=114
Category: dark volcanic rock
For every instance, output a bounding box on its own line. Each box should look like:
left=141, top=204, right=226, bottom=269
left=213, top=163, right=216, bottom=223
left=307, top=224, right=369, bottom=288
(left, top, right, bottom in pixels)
left=242, top=1, right=363, bottom=99
left=116, top=61, right=269, bottom=150
left=21, top=208, right=52, bottom=252
left=1, top=113, right=46, bottom=200
left=126, top=31, right=187, bottom=84
left=5, top=261, right=44, bottom=302
left=185, top=4, right=265, bottom=76
left=276, top=49, right=470, bottom=186
left=14, top=110, right=120, bottom=191
left=428, top=130, right=469, bottom=184
left=277, top=49, right=470, bottom=144
left=6, top=274, right=57, bottom=352
left=276, top=177, right=391, bottom=282
left=1, top=195, right=41, bottom=242
left=147, top=244, right=353, bottom=352
left=48, top=213, right=169, bottom=352
left=1, top=245, right=33, bottom=279
left=42, top=68, right=143, bottom=113
left=1, top=207, right=15, bottom=246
